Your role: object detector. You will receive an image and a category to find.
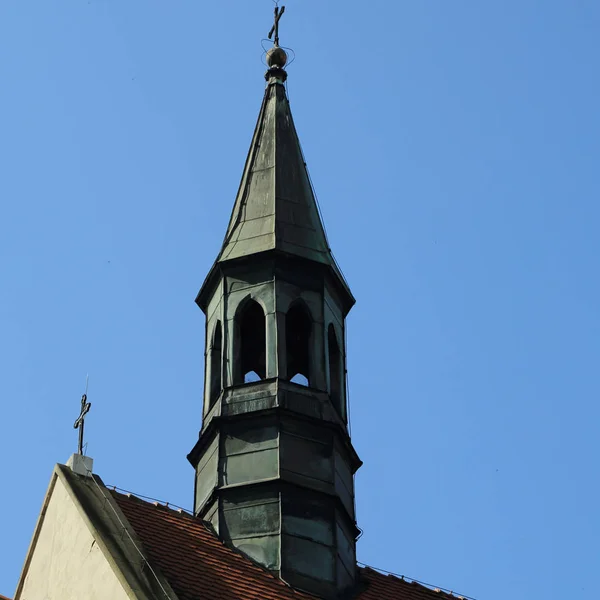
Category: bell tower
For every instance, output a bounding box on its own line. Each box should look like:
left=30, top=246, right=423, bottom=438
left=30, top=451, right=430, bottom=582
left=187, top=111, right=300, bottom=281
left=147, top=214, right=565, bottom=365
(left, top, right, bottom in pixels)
left=188, top=13, right=361, bottom=598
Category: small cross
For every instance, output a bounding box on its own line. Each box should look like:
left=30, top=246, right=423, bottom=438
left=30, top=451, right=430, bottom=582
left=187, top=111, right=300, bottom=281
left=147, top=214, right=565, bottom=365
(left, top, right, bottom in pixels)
left=268, top=5, right=286, bottom=46
left=73, top=393, right=91, bottom=455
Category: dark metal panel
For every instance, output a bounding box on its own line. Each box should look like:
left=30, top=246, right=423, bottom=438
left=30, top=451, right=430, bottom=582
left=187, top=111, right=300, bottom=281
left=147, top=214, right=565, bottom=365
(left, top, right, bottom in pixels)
left=283, top=571, right=336, bottom=600
left=280, top=469, right=333, bottom=496
left=226, top=381, right=277, bottom=400
left=222, top=448, right=278, bottom=486
left=195, top=435, right=219, bottom=513
left=221, top=233, right=274, bottom=260
left=281, top=416, right=333, bottom=443
left=278, top=382, right=348, bottom=427
left=225, top=264, right=276, bottom=291
left=222, top=501, right=280, bottom=539
left=334, top=470, right=354, bottom=518
left=282, top=534, right=335, bottom=583
left=277, top=198, right=315, bottom=228
left=222, top=395, right=278, bottom=416
left=224, top=424, right=278, bottom=456
left=196, top=434, right=219, bottom=472
left=223, top=381, right=279, bottom=416
left=335, top=519, right=356, bottom=574
left=204, top=500, right=219, bottom=534
left=337, top=555, right=355, bottom=592
left=231, top=535, right=280, bottom=571
left=334, top=448, right=355, bottom=518
left=277, top=223, right=326, bottom=250
left=222, top=486, right=279, bottom=508
left=241, top=174, right=275, bottom=221
left=282, top=390, right=324, bottom=420
left=235, top=214, right=275, bottom=240
left=282, top=489, right=334, bottom=547
left=281, top=432, right=333, bottom=484
left=283, top=514, right=333, bottom=546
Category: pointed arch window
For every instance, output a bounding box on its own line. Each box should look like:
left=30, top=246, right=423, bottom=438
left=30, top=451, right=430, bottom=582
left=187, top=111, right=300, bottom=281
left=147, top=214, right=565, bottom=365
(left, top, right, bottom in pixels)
left=286, top=302, right=312, bottom=386
left=238, top=300, right=267, bottom=384
left=209, top=321, right=223, bottom=407
left=328, top=324, right=343, bottom=416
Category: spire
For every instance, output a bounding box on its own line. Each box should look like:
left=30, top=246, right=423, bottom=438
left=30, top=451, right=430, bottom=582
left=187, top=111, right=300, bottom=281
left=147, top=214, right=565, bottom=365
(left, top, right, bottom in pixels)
left=219, top=83, right=328, bottom=259
left=208, top=23, right=352, bottom=306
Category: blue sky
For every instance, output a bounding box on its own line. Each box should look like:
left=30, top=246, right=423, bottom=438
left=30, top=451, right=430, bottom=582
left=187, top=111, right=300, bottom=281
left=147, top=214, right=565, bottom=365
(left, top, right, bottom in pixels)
left=1, top=2, right=599, bottom=599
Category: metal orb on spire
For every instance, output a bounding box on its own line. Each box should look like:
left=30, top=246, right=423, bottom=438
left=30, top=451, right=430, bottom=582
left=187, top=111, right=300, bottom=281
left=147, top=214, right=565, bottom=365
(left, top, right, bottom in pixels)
left=266, top=45, right=288, bottom=69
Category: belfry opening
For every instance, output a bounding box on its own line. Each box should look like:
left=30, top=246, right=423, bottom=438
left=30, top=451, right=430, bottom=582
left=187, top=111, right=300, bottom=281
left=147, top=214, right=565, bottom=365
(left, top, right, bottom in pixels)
left=237, top=299, right=266, bottom=384
left=286, top=302, right=312, bottom=386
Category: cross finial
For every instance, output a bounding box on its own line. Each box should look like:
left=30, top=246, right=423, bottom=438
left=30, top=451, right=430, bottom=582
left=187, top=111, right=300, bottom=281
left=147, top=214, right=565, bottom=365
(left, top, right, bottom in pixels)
left=73, top=392, right=92, bottom=455
left=268, top=5, right=286, bottom=47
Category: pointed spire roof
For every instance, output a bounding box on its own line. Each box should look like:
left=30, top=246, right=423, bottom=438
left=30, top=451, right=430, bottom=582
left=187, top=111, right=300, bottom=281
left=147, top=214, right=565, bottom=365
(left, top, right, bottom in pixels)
left=197, top=54, right=354, bottom=313
left=218, top=73, right=333, bottom=267
left=219, top=62, right=353, bottom=286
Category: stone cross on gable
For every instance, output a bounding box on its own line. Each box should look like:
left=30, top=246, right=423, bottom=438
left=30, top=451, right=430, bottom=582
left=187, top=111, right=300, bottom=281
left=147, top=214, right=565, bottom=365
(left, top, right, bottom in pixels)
left=73, top=393, right=91, bottom=455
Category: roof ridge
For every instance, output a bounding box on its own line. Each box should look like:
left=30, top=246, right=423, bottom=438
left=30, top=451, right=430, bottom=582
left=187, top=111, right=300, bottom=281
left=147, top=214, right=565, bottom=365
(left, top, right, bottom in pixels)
left=359, top=565, right=472, bottom=600
left=109, top=488, right=195, bottom=518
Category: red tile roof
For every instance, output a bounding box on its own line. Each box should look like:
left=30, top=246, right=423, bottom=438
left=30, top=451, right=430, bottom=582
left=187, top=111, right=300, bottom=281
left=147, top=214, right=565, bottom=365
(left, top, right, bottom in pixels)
left=0, top=595, right=12, bottom=600
left=111, top=490, right=465, bottom=600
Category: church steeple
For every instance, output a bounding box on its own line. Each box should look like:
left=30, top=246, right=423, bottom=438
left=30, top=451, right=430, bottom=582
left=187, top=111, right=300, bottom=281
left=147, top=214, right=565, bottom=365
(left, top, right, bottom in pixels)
left=198, top=30, right=353, bottom=316
left=188, top=12, right=361, bottom=599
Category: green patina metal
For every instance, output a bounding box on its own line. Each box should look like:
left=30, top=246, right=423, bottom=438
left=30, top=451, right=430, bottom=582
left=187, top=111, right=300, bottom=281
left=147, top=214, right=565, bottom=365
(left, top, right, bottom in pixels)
left=196, top=71, right=353, bottom=314
left=219, top=78, right=330, bottom=266
left=188, top=46, right=361, bottom=600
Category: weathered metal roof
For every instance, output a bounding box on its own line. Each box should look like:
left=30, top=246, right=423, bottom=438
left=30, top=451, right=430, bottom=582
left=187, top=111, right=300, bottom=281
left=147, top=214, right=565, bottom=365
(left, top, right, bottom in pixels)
left=218, top=72, right=342, bottom=273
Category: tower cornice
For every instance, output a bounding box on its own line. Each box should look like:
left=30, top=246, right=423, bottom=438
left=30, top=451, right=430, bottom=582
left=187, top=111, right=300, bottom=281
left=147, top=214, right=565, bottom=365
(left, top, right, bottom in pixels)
left=196, top=250, right=355, bottom=316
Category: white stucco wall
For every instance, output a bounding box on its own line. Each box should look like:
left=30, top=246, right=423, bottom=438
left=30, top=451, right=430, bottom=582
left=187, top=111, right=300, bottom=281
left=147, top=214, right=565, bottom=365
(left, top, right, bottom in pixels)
left=17, top=476, right=130, bottom=600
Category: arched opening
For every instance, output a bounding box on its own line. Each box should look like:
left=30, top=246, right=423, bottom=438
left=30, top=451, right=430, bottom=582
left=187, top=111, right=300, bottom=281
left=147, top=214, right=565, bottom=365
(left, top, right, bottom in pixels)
left=290, top=373, right=309, bottom=386
left=238, top=300, right=266, bottom=383
left=286, top=302, right=312, bottom=386
left=244, top=371, right=262, bottom=383
left=328, top=324, right=343, bottom=416
left=209, top=321, right=223, bottom=407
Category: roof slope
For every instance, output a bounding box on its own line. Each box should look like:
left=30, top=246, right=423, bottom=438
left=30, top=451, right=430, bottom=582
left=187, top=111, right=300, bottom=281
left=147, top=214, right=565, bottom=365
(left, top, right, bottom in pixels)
left=13, top=465, right=177, bottom=600
left=112, top=490, right=463, bottom=600
left=219, top=78, right=333, bottom=267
